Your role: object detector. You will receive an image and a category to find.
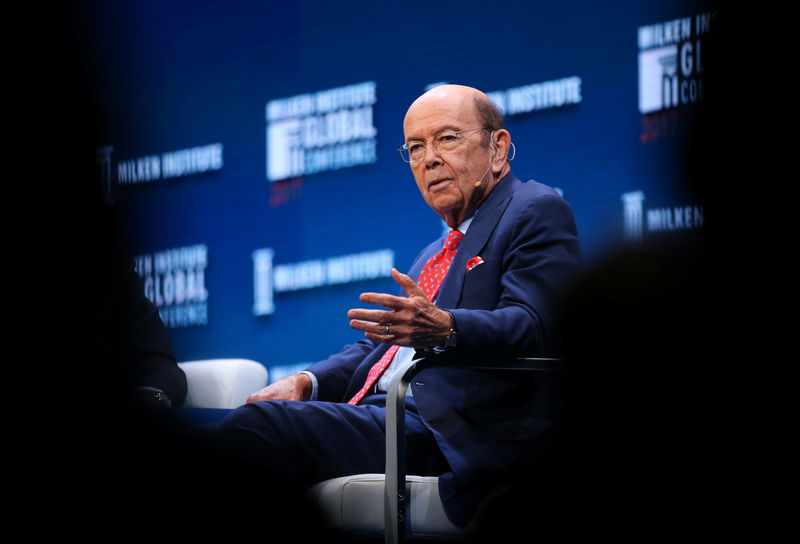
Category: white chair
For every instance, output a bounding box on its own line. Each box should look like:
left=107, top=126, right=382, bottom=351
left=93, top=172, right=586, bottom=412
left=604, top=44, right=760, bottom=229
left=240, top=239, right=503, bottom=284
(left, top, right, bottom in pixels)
left=311, top=473, right=463, bottom=540
left=309, top=354, right=563, bottom=543
left=178, top=358, right=268, bottom=409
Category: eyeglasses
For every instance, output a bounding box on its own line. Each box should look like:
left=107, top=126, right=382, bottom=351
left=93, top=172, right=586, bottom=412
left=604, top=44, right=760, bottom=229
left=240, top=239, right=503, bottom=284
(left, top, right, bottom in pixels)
left=398, top=127, right=489, bottom=163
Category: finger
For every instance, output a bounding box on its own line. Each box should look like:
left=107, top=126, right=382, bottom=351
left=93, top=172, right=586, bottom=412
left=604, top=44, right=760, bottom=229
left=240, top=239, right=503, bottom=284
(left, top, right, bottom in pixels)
left=349, top=319, right=393, bottom=335
left=359, top=291, right=406, bottom=309
left=391, top=268, right=426, bottom=297
left=347, top=308, right=395, bottom=322
left=364, top=330, right=410, bottom=346
left=246, top=388, right=267, bottom=403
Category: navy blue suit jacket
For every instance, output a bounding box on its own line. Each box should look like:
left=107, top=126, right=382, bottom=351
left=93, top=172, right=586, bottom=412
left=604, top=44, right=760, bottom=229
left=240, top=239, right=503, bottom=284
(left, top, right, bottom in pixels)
left=307, top=173, right=581, bottom=526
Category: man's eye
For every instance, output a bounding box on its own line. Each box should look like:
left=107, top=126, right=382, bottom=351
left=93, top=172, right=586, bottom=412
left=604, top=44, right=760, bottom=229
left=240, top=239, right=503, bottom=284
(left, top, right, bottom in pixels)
left=436, top=133, right=461, bottom=147
left=408, top=143, right=424, bottom=153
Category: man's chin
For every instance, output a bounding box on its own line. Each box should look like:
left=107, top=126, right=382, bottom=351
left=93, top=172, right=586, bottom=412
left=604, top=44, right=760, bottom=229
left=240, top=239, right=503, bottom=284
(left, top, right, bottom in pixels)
left=430, top=204, right=463, bottom=229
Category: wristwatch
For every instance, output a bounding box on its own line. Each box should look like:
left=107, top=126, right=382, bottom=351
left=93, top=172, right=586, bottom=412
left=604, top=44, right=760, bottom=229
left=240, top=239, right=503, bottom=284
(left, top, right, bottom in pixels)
left=443, top=310, right=458, bottom=348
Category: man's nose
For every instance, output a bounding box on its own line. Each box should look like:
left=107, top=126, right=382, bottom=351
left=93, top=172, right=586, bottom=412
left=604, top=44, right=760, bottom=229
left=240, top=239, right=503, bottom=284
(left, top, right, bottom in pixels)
left=422, top=141, right=442, bottom=166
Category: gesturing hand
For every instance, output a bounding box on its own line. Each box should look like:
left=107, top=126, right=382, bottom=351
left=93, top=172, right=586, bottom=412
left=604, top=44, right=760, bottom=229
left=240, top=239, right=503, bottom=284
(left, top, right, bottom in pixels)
left=348, top=268, right=451, bottom=348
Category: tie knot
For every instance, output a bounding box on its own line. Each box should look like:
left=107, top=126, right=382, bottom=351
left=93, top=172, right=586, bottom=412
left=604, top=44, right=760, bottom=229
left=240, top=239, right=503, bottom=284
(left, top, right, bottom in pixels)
left=446, top=229, right=464, bottom=251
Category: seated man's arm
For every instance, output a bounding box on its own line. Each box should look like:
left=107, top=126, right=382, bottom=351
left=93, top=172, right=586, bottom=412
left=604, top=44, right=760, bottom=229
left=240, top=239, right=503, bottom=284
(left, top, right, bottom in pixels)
left=450, top=192, right=580, bottom=357
left=247, top=338, right=379, bottom=403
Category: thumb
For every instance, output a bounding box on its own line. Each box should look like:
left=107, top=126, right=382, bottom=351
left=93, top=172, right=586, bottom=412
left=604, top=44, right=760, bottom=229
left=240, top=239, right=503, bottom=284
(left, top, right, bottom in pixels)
left=391, top=268, right=426, bottom=297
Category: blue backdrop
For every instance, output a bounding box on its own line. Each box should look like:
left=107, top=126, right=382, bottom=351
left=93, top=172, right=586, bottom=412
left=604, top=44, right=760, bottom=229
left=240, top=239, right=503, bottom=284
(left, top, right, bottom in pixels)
left=77, top=0, right=719, bottom=381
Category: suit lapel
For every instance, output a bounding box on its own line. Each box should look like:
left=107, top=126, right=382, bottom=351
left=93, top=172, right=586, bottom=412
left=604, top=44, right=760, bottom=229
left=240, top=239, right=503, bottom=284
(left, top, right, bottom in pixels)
left=437, top=173, right=520, bottom=309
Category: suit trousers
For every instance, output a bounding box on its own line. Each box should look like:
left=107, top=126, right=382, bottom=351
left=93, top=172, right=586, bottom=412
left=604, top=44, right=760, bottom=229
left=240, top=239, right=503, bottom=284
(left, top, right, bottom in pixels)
left=211, top=394, right=450, bottom=489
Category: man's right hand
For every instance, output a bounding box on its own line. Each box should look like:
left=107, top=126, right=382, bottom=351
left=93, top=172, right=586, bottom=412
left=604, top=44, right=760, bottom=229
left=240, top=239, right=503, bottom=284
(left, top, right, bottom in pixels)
left=246, top=372, right=312, bottom=403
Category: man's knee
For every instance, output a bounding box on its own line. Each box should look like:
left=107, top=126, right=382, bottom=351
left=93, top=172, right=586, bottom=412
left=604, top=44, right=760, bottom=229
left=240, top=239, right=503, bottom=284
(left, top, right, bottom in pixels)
left=218, top=401, right=283, bottom=450
left=212, top=402, right=302, bottom=481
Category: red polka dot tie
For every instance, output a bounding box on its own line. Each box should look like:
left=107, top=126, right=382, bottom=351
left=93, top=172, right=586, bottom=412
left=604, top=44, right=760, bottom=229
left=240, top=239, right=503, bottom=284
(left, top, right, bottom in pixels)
left=347, top=229, right=464, bottom=405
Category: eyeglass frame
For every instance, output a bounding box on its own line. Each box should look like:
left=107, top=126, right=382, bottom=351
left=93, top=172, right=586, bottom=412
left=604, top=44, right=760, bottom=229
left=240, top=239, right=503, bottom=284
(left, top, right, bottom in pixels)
left=397, top=127, right=491, bottom=163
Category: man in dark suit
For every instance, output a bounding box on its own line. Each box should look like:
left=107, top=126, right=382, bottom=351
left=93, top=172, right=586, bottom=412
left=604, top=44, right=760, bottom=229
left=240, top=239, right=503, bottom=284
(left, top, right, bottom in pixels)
left=217, top=84, right=580, bottom=527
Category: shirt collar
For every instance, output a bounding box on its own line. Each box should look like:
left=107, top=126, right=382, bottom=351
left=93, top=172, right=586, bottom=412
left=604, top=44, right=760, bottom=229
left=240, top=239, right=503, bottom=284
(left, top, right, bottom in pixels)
left=457, top=215, right=474, bottom=235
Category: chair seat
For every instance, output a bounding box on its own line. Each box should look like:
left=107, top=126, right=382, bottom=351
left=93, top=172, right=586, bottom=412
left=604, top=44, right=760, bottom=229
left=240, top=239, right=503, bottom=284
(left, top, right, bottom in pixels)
left=309, top=474, right=465, bottom=539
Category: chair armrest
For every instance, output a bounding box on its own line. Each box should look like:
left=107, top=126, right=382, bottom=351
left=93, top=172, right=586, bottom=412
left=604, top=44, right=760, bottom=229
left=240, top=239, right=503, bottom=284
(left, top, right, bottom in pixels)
left=177, top=359, right=269, bottom=409
left=383, top=353, right=562, bottom=544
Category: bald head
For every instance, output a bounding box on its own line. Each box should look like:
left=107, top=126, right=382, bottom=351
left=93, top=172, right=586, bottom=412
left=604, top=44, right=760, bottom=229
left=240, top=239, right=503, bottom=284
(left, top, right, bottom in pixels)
left=404, top=84, right=503, bottom=133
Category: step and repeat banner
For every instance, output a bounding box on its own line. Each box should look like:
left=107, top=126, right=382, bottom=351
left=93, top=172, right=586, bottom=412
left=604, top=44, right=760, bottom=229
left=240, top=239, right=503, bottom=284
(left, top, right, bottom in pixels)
left=82, top=0, right=720, bottom=381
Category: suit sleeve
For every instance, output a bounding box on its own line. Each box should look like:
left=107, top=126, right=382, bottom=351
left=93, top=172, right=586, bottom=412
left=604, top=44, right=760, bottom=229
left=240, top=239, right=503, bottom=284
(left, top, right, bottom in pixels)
left=97, top=253, right=188, bottom=406
left=304, top=338, right=380, bottom=401
left=449, top=192, right=580, bottom=357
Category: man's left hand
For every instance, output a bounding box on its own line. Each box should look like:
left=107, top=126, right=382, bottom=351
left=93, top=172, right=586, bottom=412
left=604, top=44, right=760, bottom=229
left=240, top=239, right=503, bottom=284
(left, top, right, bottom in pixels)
left=348, top=268, right=451, bottom=348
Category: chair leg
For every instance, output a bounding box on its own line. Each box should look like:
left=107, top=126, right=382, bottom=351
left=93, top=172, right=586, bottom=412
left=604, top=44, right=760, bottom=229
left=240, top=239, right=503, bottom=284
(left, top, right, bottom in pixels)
left=385, top=359, right=420, bottom=544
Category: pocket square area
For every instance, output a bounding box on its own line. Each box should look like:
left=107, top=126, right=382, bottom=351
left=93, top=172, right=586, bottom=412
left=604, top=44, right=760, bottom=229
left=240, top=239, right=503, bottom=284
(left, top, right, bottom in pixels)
left=466, top=256, right=484, bottom=271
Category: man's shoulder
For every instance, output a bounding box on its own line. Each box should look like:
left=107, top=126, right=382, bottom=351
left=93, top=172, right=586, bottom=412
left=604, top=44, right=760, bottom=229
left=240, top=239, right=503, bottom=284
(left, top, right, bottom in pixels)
left=501, top=178, right=578, bottom=239
left=512, top=178, right=563, bottom=201
left=504, top=178, right=570, bottom=215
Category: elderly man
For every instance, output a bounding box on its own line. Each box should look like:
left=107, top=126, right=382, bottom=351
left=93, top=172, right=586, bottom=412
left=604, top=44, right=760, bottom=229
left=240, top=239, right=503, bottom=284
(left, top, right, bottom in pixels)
left=218, top=84, right=580, bottom=528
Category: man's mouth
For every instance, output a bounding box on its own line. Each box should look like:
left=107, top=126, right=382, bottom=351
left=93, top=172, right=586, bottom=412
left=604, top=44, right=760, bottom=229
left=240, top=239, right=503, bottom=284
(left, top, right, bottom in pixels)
left=427, top=177, right=450, bottom=192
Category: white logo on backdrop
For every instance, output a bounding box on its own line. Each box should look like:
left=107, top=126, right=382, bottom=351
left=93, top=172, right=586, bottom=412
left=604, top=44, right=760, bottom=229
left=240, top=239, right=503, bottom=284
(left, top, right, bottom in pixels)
left=622, top=191, right=704, bottom=242
left=135, top=244, right=209, bottom=328
left=637, top=12, right=715, bottom=114
left=266, top=81, right=378, bottom=182
left=252, top=247, right=394, bottom=316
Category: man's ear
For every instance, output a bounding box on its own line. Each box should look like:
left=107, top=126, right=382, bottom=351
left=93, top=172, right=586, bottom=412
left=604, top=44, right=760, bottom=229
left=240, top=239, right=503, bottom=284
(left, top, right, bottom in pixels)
left=491, top=129, right=512, bottom=172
